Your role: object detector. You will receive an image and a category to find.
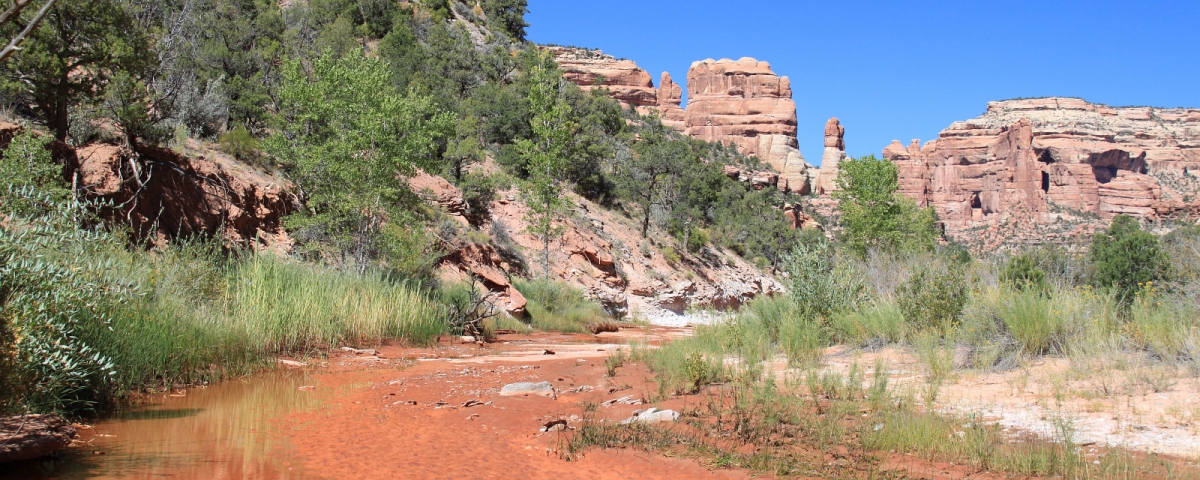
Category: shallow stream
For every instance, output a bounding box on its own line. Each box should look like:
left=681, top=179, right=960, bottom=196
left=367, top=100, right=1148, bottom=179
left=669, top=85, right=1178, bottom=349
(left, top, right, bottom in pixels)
left=4, top=370, right=328, bottom=479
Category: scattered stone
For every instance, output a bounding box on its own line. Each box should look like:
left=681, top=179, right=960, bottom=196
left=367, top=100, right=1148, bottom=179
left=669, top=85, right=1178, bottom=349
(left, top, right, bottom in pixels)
left=539, top=419, right=568, bottom=433
left=0, top=414, right=77, bottom=463
left=601, top=395, right=643, bottom=407
left=499, top=381, right=555, bottom=398
left=339, top=347, right=377, bottom=355
left=542, top=349, right=555, bottom=355
left=276, top=359, right=307, bottom=367
left=461, top=399, right=485, bottom=408
left=619, top=407, right=679, bottom=425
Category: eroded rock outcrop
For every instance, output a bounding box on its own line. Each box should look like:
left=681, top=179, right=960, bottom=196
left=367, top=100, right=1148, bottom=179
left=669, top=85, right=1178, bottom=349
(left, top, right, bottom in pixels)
left=0, top=123, right=296, bottom=249
left=815, top=117, right=847, bottom=195
left=683, top=58, right=811, bottom=194
left=423, top=168, right=783, bottom=319
left=551, top=52, right=814, bottom=194
left=549, top=47, right=658, bottom=110
left=882, top=98, right=1200, bottom=249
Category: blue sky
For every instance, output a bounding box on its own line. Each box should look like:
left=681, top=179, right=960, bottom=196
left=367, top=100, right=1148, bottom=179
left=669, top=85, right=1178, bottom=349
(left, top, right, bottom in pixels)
left=527, top=0, right=1200, bottom=165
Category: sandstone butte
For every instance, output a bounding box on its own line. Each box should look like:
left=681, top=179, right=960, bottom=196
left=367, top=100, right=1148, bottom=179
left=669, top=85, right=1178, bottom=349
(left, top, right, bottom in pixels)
left=551, top=48, right=814, bottom=194
left=881, top=97, right=1200, bottom=248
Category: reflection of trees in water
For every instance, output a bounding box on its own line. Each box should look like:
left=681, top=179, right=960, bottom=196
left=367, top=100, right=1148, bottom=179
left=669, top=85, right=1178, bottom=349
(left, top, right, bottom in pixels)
left=35, top=370, right=323, bottom=479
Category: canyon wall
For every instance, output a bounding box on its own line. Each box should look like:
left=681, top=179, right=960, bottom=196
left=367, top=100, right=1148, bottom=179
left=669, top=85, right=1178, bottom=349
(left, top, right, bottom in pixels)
left=882, top=98, right=1200, bottom=248
left=551, top=48, right=813, bottom=194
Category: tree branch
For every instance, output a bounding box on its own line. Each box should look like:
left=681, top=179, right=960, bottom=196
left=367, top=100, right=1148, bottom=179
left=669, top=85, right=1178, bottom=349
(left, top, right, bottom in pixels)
left=0, top=0, right=56, bottom=63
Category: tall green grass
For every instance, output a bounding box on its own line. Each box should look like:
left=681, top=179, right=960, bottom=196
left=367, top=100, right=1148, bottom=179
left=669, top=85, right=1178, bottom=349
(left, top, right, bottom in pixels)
left=513, top=279, right=608, bottom=333
left=227, top=256, right=445, bottom=353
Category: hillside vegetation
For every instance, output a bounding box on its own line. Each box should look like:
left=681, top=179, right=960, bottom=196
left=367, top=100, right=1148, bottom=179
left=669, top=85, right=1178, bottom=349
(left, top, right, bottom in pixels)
left=0, top=0, right=802, bottom=415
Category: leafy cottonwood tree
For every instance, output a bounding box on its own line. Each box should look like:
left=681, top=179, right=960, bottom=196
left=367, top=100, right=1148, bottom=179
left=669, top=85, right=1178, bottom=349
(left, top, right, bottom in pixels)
left=833, top=155, right=938, bottom=255
left=265, top=51, right=453, bottom=264
left=517, top=50, right=573, bottom=278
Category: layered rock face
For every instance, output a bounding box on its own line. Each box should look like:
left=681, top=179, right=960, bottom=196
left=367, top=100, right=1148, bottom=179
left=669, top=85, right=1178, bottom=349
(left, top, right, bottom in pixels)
left=681, top=58, right=811, bottom=194
left=883, top=98, right=1200, bottom=247
left=551, top=49, right=813, bottom=194
left=549, top=47, right=658, bottom=109
left=815, top=117, right=847, bottom=195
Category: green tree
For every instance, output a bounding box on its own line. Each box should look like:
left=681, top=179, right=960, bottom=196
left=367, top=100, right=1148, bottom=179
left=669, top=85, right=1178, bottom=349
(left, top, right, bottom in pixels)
left=0, top=0, right=152, bottom=140
left=618, top=120, right=691, bottom=237
left=0, top=0, right=57, bottom=63
left=516, top=50, right=573, bottom=278
left=1090, top=215, right=1167, bottom=305
left=833, top=155, right=938, bottom=254
left=481, top=0, right=527, bottom=41
left=264, top=51, right=453, bottom=263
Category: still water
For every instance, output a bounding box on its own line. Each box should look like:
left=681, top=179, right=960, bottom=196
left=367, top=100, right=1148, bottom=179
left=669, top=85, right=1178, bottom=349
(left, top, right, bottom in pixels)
left=4, top=370, right=328, bottom=479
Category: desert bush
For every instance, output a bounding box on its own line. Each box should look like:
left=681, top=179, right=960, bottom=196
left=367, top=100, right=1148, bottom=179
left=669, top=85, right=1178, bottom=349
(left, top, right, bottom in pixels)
left=782, top=241, right=865, bottom=321
left=896, top=266, right=967, bottom=333
left=1000, top=253, right=1047, bottom=292
left=994, top=288, right=1063, bottom=355
left=218, top=125, right=259, bottom=162
left=1090, top=215, right=1168, bottom=305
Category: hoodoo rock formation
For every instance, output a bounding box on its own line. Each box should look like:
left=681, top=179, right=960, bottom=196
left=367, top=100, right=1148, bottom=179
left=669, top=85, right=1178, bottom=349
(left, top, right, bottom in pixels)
left=656, top=72, right=687, bottom=130
left=883, top=98, right=1200, bottom=248
left=551, top=49, right=814, bottom=194
left=682, top=58, right=812, bottom=194
left=815, top=118, right=847, bottom=195
left=549, top=47, right=658, bottom=110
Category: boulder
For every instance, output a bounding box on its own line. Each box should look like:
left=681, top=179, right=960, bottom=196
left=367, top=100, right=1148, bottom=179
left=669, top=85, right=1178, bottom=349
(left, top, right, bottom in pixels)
left=499, top=381, right=555, bottom=398
left=619, top=407, right=680, bottom=424
left=0, top=414, right=76, bottom=463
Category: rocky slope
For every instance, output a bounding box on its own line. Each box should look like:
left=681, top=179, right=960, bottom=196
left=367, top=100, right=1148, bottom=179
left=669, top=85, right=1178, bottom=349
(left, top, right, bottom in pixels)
left=0, top=122, right=296, bottom=249
left=881, top=98, right=1200, bottom=249
left=550, top=48, right=814, bottom=194
left=414, top=167, right=783, bottom=320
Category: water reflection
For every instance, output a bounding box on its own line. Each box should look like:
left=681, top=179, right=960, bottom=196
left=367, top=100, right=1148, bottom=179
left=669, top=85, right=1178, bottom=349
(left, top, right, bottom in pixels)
left=3, top=369, right=324, bottom=479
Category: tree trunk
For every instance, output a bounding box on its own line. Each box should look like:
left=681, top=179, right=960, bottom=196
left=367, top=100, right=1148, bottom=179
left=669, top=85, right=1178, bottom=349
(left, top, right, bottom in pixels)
left=542, top=234, right=550, bottom=279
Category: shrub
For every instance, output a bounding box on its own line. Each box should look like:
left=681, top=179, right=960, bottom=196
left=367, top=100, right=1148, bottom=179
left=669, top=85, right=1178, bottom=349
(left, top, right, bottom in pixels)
left=459, top=173, right=500, bottom=223
left=782, top=241, right=865, bottom=321
left=995, top=288, right=1063, bottom=355
left=896, top=267, right=967, bottom=332
left=1000, top=253, right=1046, bottom=292
left=218, top=125, right=260, bottom=162
left=833, top=155, right=939, bottom=255
left=1090, top=215, right=1167, bottom=305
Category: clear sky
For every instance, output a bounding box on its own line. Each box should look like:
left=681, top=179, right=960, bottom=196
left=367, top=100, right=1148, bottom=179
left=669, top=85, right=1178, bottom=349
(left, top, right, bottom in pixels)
left=526, top=0, right=1200, bottom=165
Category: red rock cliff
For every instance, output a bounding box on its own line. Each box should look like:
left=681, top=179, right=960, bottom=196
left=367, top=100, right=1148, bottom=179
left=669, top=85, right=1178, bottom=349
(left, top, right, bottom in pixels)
left=883, top=98, right=1200, bottom=248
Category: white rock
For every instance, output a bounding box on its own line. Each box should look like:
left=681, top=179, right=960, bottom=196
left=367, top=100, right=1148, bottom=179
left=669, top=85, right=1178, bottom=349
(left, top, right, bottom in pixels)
left=499, top=381, right=555, bottom=397
left=619, top=407, right=679, bottom=424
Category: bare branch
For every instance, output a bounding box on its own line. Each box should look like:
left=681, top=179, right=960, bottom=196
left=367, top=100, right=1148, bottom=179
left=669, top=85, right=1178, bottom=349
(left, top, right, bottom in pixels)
left=0, top=0, right=35, bottom=26
left=0, top=0, right=57, bottom=63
